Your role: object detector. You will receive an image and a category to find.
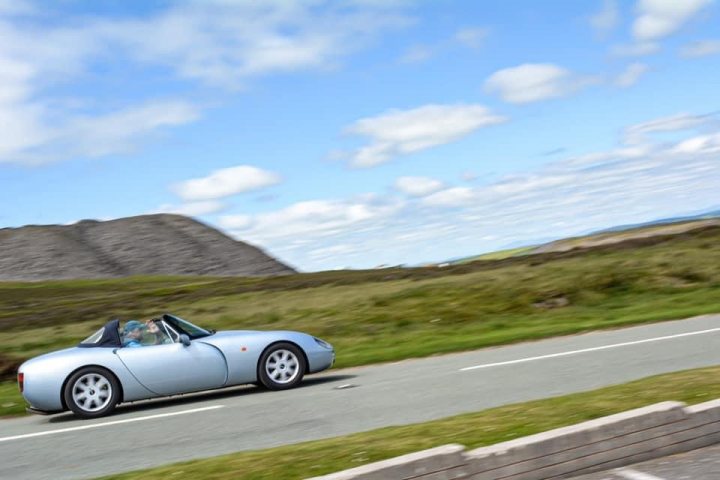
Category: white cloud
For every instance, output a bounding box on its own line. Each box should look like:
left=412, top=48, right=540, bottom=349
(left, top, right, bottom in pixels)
left=0, top=55, right=46, bottom=161
left=633, top=0, right=712, bottom=41
left=0, top=53, right=33, bottom=104
left=399, top=26, right=487, bottom=64
left=422, top=187, right=475, bottom=207
left=614, top=63, right=649, bottom=87
left=0, top=1, right=413, bottom=164
left=461, top=171, right=478, bottom=182
left=673, top=132, right=720, bottom=154
left=0, top=0, right=34, bottom=15
left=611, top=42, right=661, bottom=57
left=218, top=214, right=253, bottom=229
left=488, top=174, right=575, bottom=196
left=307, top=243, right=360, bottom=261
left=65, top=101, right=199, bottom=159
left=590, top=0, right=620, bottom=35
left=399, top=45, right=434, bottom=64
left=97, top=2, right=411, bottom=88
left=173, top=165, right=281, bottom=201
left=623, top=112, right=714, bottom=144
left=0, top=92, right=199, bottom=164
left=224, top=197, right=404, bottom=243
left=557, top=146, right=652, bottom=171
left=454, top=27, right=488, bottom=48
left=484, top=63, right=597, bottom=104
left=345, top=104, right=507, bottom=167
left=680, top=39, right=720, bottom=57
left=394, top=176, right=445, bottom=197
left=0, top=13, right=199, bottom=164
left=154, top=200, right=225, bottom=216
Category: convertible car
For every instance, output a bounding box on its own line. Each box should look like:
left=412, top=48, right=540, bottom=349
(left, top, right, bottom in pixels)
left=18, top=314, right=335, bottom=418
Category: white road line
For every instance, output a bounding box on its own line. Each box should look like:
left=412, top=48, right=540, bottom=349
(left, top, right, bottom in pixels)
left=0, top=405, right=224, bottom=443
left=615, top=468, right=666, bottom=480
left=460, top=327, right=720, bottom=371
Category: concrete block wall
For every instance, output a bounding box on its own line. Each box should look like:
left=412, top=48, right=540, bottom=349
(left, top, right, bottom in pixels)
left=307, top=399, right=720, bottom=480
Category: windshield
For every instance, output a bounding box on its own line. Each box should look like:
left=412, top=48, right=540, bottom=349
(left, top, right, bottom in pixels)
left=163, top=314, right=212, bottom=339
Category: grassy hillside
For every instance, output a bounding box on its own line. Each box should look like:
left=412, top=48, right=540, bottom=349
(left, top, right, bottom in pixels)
left=2, top=225, right=720, bottom=416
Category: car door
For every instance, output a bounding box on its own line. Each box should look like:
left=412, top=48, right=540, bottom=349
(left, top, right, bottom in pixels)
left=116, top=341, right=228, bottom=395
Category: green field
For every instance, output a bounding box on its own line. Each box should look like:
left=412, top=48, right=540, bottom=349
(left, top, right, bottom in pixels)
left=2, top=225, right=720, bottom=417
left=98, top=366, right=720, bottom=480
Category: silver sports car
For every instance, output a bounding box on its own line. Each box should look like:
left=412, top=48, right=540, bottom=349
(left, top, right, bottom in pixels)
left=18, top=314, right=335, bottom=418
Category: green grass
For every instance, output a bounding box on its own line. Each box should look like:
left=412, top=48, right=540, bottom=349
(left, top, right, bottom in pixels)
left=0, top=380, right=24, bottom=417
left=98, top=366, right=720, bottom=480
left=3, top=225, right=720, bottom=416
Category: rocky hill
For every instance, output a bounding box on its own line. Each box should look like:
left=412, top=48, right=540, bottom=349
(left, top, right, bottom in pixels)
left=0, top=214, right=295, bottom=280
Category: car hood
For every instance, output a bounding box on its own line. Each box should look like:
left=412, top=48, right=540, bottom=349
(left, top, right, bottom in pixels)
left=198, top=330, right=311, bottom=347
left=205, top=330, right=303, bottom=339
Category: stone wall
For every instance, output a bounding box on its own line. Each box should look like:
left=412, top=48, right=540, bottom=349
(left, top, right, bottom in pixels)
left=308, top=399, right=720, bottom=480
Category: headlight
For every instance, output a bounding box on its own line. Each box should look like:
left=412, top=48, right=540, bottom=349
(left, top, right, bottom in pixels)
left=314, top=337, right=333, bottom=349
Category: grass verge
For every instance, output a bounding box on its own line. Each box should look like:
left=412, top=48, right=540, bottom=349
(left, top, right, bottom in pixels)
left=0, top=380, right=24, bottom=417
left=98, top=366, right=720, bottom=480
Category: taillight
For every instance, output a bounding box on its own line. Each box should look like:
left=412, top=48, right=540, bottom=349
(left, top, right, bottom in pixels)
left=18, top=372, right=24, bottom=393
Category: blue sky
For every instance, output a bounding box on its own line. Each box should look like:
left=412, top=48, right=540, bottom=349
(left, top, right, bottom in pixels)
left=1, top=0, right=719, bottom=271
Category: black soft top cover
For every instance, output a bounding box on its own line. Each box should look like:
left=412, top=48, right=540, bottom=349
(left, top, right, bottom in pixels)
left=77, top=319, right=122, bottom=348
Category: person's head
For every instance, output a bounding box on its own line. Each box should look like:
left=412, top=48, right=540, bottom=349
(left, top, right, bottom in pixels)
left=123, top=320, right=146, bottom=340
left=146, top=320, right=160, bottom=334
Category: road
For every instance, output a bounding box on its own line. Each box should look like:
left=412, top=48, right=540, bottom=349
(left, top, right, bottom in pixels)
left=1, top=315, right=719, bottom=480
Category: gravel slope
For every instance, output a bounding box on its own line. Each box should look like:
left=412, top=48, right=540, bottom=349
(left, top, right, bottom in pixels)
left=0, top=214, right=295, bottom=280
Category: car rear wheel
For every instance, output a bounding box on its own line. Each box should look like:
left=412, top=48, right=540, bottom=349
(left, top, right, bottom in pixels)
left=63, top=367, right=120, bottom=419
left=258, top=343, right=306, bottom=390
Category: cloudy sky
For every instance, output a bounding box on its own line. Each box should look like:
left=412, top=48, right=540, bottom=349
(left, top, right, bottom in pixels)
left=1, top=0, right=719, bottom=271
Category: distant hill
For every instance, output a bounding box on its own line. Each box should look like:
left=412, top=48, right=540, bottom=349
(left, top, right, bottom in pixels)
left=593, top=209, right=720, bottom=234
left=530, top=218, right=720, bottom=255
left=0, top=214, right=295, bottom=281
left=446, top=209, right=720, bottom=265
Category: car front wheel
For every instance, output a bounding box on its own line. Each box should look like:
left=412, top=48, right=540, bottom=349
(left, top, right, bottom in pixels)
left=258, top=343, right=306, bottom=390
left=63, top=367, right=120, bottom=419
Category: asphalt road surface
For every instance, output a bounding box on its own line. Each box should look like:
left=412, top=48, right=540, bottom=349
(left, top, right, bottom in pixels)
left=571, top=444, right=720, bottom=479
left=1, top=315, right=719, bottom=480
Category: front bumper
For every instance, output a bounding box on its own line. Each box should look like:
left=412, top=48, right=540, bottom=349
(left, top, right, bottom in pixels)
left=308, top=348, right=335, bottom=373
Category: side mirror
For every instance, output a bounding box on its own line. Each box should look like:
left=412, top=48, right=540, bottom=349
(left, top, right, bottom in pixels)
left=179, top=334, right=191, bottom=347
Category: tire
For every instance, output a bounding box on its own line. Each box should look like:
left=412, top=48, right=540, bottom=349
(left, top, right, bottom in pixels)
left=257, top=342, right=306, bottom=390
left=63, top=367, right=120, bottom=419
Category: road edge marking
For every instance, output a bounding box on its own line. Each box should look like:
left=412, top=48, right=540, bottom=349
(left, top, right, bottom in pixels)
left=460, top=327, right=720, bottom=371
left=0, top=405, right=225, bottom=443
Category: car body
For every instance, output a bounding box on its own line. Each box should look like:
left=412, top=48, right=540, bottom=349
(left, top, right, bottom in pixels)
left=18, top=314, right=335, bottom=418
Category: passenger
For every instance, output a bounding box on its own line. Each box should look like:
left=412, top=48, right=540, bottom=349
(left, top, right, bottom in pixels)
left=146, top=318, right=173, bottom=345
left=122, top=320, right=146, bottom=348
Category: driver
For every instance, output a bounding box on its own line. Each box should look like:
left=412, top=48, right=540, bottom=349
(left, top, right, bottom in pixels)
left=122, top=320, right=146, bottom=348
